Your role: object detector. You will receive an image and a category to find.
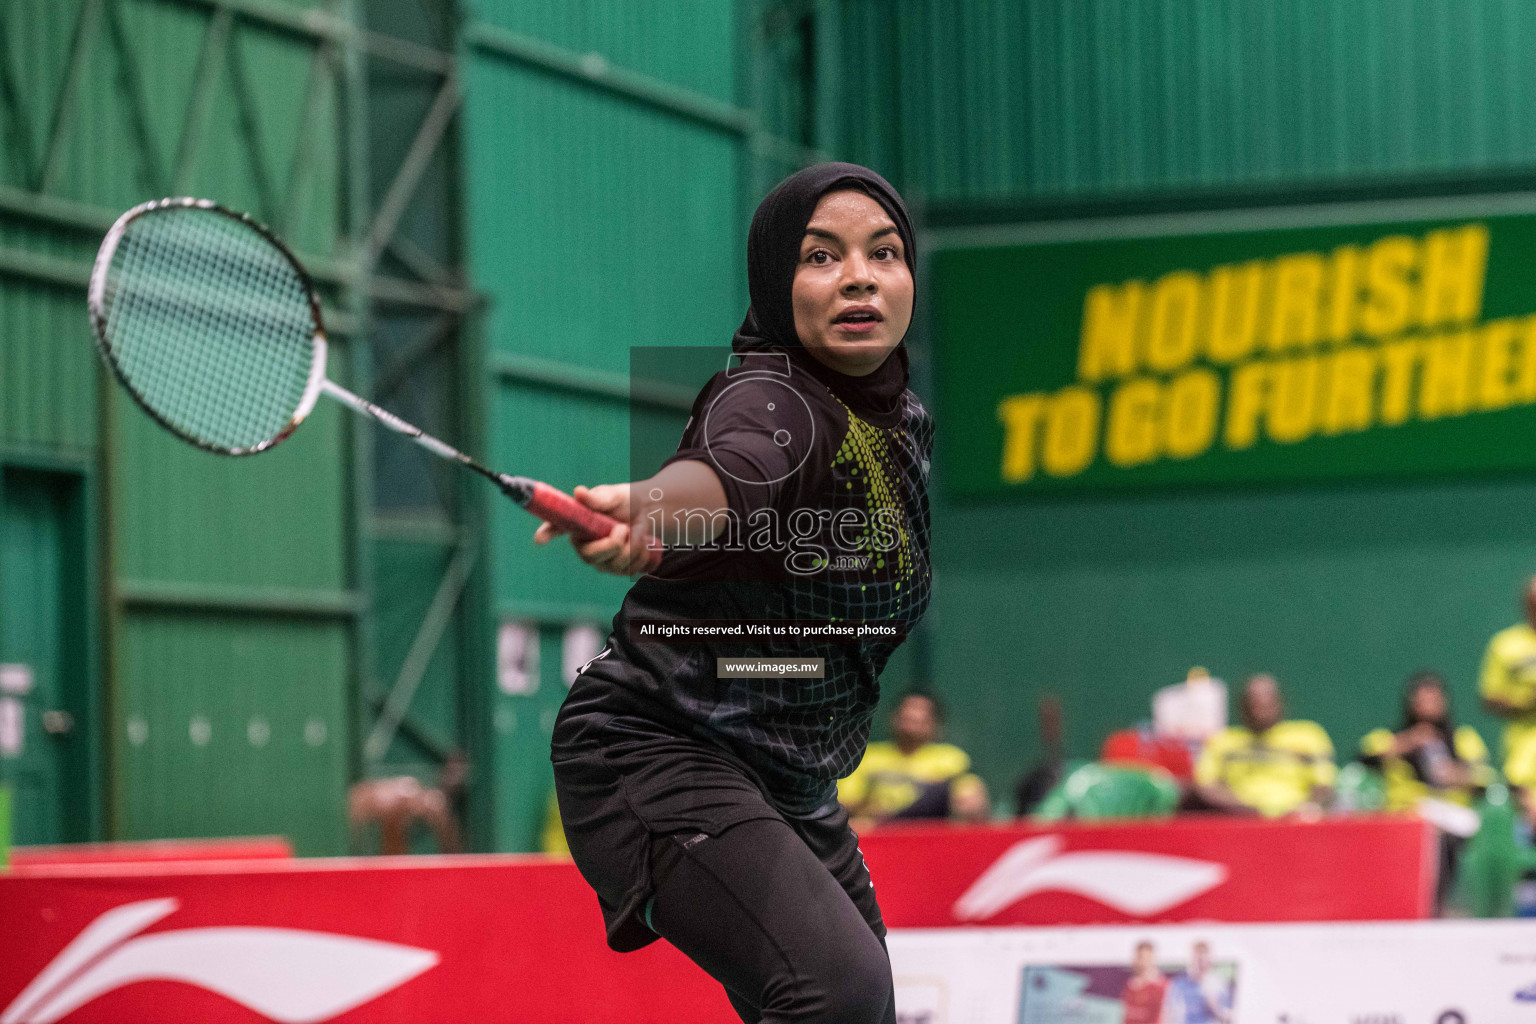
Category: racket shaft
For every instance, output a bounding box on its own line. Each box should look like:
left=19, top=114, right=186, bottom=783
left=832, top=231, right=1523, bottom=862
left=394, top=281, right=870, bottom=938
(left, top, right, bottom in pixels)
left=322, top=379, right=466, bottom=464
left=321, top=379, right=659, bottom=569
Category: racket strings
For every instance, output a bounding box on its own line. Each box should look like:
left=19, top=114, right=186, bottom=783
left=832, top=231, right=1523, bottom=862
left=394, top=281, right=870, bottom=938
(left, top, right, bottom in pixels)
left=99, top=206, right=318, bottom=453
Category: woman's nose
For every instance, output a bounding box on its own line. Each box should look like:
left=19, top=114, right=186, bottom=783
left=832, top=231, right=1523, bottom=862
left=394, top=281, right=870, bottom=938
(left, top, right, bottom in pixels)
left=840, top=254, right=877, bottom=292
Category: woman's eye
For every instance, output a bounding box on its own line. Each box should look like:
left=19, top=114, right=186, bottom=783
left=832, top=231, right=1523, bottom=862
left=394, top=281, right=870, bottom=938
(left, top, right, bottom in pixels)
left=806, top=250, right=832, bottom=265
left=875, top=246, right=900, bottom=261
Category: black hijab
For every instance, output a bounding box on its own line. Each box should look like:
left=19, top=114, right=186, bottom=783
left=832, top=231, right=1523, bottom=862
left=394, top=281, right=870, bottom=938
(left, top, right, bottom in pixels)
left=732, top=162, right=916, bottom=425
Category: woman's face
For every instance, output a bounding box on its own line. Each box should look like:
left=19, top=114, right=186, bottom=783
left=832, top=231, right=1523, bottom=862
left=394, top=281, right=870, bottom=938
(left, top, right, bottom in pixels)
left=1410, top=682, right=1447, bottom=723
left=791, top=190, right=914, bottom=376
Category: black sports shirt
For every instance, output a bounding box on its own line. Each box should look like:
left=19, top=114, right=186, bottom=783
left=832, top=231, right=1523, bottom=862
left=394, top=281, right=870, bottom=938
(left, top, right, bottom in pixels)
left=552, top=347, right=933, bottom=813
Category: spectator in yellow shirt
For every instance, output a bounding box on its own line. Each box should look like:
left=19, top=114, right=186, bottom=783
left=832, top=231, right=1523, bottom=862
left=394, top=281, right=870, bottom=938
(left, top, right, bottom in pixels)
left=1195, top=674, right=1336, bottom=818
left=1360, top=671, right=1492, bottom=813
left=1479, top=576, right=1536, bottom=801
left=1362, top=671, right=1492, bottom=913
left=839, top=690, right=988, bottom=827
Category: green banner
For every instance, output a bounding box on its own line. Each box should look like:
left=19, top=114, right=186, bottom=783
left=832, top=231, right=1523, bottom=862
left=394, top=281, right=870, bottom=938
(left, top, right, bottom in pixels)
left=933, top=207, right=1536, bottom=497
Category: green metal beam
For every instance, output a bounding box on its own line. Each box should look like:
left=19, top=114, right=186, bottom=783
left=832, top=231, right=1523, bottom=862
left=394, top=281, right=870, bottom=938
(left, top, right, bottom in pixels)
left=0, top=185, right=116, bottom=233
left=362, top=273, right=475, bottom=312
left=488, top=351, right=696, bottom=412
left=0, top=186, right=471, bottom=313
left=384, top=233, right=454, bottom=289
left=366, top=515, right=462, bottom=545
left=104, top=0, right=168, bottom=194
left=463, top=19, right=754, bottom=136
left=163, top=0, right=451, bottom=75
left=0, top=242, right=362, bottom=333
left=171, top=6, right=235, bottom=194
left=276, top=37, right=335, bottom=237
left=0, top=245, right=92, bottom=289
left=362, top=687, right=454, bottom=762
left=363, top=541, right=476, bottom=762
left=465, top=16, right=826, bottom=168
left=38, top=0, right=104, bottom=193
left=0, top=15, right=40, bottom=185
left=0, top=444, right=96, bottom=475
left=364, top=75, right=461, bottom=265
left=373, top=314, right=456, bottom=402
left=116, top=579, right=366, bottom=617
left=339, top=0, right=377, bottom=802
left=224, top=23, right=280, bottom=224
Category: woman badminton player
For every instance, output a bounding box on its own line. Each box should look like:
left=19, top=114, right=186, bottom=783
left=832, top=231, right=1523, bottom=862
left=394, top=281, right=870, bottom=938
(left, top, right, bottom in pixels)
left=539, top=162, right=932, bottom=1022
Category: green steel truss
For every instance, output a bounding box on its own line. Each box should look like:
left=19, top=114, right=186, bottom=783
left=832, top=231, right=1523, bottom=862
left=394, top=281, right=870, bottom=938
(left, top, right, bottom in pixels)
left=0, top=0, right=824, bottom=850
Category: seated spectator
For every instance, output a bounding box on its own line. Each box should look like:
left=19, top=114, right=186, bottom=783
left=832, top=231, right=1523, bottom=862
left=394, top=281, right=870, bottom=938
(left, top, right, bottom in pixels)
left=1360, top=671, right=1492, bottom=812
left=348, top=751, right=467, bottom=855
left=1153, top=666, right=1228, bottom=760
left=1101, top=725, right=1195, bottom=782
left=1479, top=575, right=1536, bottom=817
left=839, top=689, right=988, bottom=826
left=1362, top=671, right=1492, bottom=914
left=1014, top=693, right=1066, bottom=815
left=1033, top=761, right=1181, bottom=821
left=1195, top=674, right=1336, bottom=818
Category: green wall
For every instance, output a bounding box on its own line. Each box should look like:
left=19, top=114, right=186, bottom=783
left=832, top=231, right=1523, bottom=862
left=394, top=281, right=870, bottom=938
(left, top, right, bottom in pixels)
left=14, top=0, right=1536, bottom=852
left=931, top=479, right=1533, bottom=807
left=820, top=0, right=1536, bottom=807
left=461, top=0, right=822, bottom=849
left=2, top=0, right=822, bottom=855
left=1, top=0, right=353, bottom=853
left=829, top=0, right=1536, bottom=208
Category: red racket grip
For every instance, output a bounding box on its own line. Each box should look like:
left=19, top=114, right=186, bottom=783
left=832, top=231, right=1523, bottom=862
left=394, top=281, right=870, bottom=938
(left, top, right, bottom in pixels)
left=500, top=476, right=662, bottom=572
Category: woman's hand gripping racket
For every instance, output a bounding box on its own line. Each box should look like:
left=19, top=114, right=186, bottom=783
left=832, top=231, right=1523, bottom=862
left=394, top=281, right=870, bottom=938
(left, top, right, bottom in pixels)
left=88, top=197, right=659, bottom=571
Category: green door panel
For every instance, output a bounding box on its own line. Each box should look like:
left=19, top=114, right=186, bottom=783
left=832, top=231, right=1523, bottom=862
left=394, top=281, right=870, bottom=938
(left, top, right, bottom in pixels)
left=1, top=469, right=88, bottom=845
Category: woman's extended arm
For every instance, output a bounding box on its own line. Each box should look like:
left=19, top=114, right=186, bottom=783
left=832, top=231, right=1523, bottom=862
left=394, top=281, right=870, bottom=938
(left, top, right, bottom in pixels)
left=532, top=459, right=729, bottom=576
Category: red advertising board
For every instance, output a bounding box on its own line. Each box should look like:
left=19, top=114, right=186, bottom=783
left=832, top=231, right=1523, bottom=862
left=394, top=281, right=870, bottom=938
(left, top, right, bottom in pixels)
left=857, top=814, right=1436, bottom=927
left=3, top=855, right=734, bottom=1024
left=10, top=837, right=293, bottom=870
left=1, top=817, right=1433, bottom=1024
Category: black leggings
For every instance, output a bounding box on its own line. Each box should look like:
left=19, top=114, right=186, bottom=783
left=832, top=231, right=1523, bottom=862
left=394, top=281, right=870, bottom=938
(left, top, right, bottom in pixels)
left=648, top=817, right=896, bottom=1024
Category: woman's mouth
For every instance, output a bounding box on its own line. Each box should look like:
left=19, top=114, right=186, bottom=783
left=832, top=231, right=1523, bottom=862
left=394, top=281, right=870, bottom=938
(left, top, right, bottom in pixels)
left=832, top=306, right=883, bottom=334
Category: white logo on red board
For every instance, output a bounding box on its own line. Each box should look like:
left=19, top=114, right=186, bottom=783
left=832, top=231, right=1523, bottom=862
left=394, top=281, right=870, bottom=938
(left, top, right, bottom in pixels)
left=3, top=898, right=439, bottom=1023
left=953, top=835, right=1228, bottom=921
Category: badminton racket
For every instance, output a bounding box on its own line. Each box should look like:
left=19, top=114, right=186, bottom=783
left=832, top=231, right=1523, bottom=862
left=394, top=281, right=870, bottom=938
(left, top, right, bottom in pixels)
left=88, top=197, right=658, bottom=569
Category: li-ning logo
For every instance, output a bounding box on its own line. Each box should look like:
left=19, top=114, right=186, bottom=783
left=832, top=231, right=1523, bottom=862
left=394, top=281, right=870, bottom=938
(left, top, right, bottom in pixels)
left=4, top=898, right=439, bottom=1023
left=952, top=836, right=1228, bottom=920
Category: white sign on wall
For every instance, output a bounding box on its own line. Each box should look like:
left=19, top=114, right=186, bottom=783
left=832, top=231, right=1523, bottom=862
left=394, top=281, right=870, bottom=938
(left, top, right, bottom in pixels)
left=561, top=624, right=603, bottom=688
left=0, top=664, right=33, bottom=695
left=0, top=697, right=21, bottom=757
left=496, top=622, right=539, bottom=696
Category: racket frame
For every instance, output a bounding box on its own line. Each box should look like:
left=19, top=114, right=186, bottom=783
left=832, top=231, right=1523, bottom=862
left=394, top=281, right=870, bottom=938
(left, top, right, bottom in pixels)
left=88, top=197, right=659, bottom=568
left=88, top=197, right=329, bottom=457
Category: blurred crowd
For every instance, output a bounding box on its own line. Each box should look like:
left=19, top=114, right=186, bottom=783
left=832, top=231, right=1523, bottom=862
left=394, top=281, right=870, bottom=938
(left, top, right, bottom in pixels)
left=839, top=665, right=1501, bottom=829
left=837, top=576, right=1536, bottom=912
